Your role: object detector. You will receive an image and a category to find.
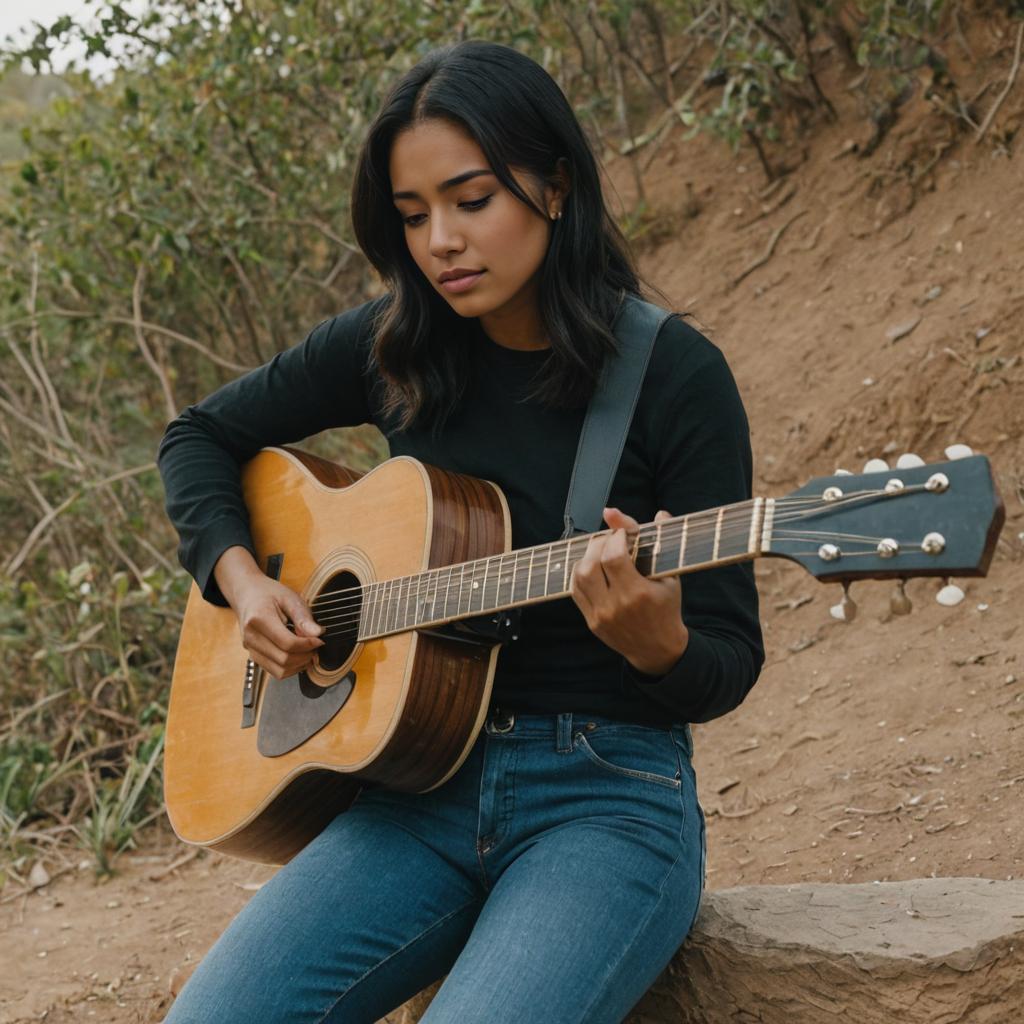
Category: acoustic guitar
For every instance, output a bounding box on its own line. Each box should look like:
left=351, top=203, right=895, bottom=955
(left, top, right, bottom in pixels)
left=164, top=446, right=1004, bottom=863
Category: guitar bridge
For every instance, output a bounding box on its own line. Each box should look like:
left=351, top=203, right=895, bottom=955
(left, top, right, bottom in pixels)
left=241, top=658, right=261, bottom=729
left=240, top=551, right=284, bottom=729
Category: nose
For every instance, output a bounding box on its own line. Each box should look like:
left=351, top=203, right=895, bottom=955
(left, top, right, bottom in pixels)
left=428, top=209, right=466, bottom=259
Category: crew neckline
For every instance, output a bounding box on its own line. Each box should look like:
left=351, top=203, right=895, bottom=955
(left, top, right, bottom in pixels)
left=472, top=319, right=551, bottom=358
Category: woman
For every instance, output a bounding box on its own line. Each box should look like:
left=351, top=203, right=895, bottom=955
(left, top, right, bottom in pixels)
left=158, top=40, right=763, bottom=1024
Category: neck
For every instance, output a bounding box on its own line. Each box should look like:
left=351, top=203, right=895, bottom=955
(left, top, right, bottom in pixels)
left=353, top=498, right=766, bottom=640
left=478, top=284, right=549, bottom=351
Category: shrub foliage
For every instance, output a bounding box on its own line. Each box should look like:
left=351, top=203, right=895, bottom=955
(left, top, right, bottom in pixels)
left=0, top=0, right=1009, bottom=879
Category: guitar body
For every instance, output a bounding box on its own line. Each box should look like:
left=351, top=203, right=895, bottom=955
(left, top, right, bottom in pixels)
left=164, top=447, right=511, bottom=864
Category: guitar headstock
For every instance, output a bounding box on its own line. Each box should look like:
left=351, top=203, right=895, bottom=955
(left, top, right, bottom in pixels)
left=764, top=453, right=1004, bottom=583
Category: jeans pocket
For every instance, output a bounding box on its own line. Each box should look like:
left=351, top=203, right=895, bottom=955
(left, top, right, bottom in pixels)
left=573, top=727, right=682, bottom=789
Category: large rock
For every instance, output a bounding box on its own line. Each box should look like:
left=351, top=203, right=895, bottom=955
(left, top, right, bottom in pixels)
left=382, top=878, right=1024, bottom=1023
left=637, top=877, right=1024, bottom=1023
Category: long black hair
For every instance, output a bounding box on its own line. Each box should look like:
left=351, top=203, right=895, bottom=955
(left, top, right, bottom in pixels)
left=351, top=40, right=641, bottom=433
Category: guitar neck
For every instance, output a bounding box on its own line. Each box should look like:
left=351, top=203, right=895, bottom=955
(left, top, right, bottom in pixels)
left=357, top=498, right=769, bottom=641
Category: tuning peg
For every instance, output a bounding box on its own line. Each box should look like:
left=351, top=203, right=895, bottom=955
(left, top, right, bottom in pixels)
left=936, top=578, right=965, bottom=607
left=896, top=453, right=925, bottom=469
left=834, top=468, right=853, bottom=476
left=829, top=583, right=857, bottom=623
left=863, top=458, right=889, bottom=473
left=890, top=579, right=912, bottom=615
left=944, top=443, right=973, bottom=460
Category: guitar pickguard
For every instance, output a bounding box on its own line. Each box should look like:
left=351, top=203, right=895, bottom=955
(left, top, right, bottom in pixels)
left=256, top=670, right=355, bottom=757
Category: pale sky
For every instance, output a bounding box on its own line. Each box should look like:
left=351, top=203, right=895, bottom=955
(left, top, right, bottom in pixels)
left=0, top=0, right=94, bottom=48
left=1, top=0, right=146, bottom=74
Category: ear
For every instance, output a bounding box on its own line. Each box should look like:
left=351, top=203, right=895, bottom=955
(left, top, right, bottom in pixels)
left=544, top=157, right=572, bottom=216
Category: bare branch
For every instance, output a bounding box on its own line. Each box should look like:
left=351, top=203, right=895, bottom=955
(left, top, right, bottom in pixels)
left=132, top=262, right=178, bottom=421
left=4, top=463, right=157, bottom=578
left=0, top=309, right=254, bottom=372
left=974, top=20, right=1024, bottom=144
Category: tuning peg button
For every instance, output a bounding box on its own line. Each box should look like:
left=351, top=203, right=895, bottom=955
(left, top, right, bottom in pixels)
left=829, top=583, right=857, bottom=623
left=936, top=580, right=965, bottom=607
left=890, top=579, right=912, bottom=615
left=834, top=468, right=853, bottom=476
left=896, top=453, right=925, bottom=469
left=944, top=444, right=974, bottom=460
left=863, top=458, right=890, bottom=473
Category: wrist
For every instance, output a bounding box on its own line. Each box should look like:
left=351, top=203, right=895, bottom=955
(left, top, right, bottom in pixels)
left=627, top=623, right=689, bottom=677
left=213, top=545, right=263, bottom=608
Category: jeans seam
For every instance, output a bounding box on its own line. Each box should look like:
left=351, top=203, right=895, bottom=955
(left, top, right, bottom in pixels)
left=576, top=846, right=685, bottom=1024
left=315, top=898, right=479, bottom=1024
left=574, top=732, right=682, bottom=789
left=475, top=736, right=492, bottom=891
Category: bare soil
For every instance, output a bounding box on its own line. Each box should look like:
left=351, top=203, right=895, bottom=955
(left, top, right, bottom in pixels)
left=4, top=19, right=1024, bottom=1023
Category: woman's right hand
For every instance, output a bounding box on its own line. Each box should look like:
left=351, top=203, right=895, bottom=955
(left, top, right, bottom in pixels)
left=213, top=545, right=324, bottom=680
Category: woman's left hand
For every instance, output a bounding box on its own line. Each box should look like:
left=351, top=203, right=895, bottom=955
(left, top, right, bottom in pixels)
left=569, top=506, right=689, bottom=677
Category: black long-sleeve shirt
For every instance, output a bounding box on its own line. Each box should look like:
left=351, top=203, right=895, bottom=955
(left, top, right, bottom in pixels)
left=157, top=298, right=764, bottom=726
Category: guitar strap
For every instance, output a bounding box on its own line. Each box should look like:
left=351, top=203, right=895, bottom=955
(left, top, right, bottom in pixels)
left=427, top=295, right=675, bottom=649
left=561, top=294, right=677, bottom=539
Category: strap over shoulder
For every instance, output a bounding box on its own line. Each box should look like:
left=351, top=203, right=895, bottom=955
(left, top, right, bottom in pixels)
left=561, top=294, right=678, bottom=539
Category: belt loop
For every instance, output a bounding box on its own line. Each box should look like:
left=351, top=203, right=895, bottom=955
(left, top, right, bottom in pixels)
left=556, top=712, right=574, bottom=753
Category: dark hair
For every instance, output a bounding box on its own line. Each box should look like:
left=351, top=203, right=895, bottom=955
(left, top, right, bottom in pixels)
left=351, top=40, right=641, bottom=433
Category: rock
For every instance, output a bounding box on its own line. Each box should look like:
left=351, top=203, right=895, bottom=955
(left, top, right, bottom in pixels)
left=379, top=879, right=1024, bottom=1023
left=28, top=862, right=51, bottom=889
left=886, top=316, right=921, bottom=343
left=632, top=878, right=1024, bottom=1023
left=168, top=961, right=198, bottom=998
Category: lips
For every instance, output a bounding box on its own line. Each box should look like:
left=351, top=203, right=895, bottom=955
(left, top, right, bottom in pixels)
left=438, top=267, right=484, bottom=283
left=439, top=269, right=486, bottom=295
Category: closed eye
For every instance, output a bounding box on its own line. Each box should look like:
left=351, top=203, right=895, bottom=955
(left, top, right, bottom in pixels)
left=401, top=194, right=494, bottom=227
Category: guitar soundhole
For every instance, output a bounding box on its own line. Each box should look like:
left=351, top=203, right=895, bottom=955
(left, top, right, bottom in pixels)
left=315, top=569, right=361, bottom=672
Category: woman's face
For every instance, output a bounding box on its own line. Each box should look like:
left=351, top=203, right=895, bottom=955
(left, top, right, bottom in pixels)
left=389, top=118, right=564, bottom=344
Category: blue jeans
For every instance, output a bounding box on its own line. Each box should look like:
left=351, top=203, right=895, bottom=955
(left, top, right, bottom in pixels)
left=164, top=710, right=706, bottom=1023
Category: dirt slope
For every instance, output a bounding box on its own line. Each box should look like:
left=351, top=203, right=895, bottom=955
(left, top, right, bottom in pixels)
left=3, top=23, right=1024, bottom=1024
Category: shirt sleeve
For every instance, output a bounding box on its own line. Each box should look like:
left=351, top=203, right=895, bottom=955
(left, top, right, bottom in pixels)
left=622, top=319, right=765, bottom=722
left=156, top=298, right=382, bottom=606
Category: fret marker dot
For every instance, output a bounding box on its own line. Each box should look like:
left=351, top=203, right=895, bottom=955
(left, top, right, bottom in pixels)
left=472, top=581, right=479, bottom=589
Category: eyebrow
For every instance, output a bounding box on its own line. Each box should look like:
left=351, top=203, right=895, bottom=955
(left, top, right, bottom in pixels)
left=392, top=169, right=494, bottom=201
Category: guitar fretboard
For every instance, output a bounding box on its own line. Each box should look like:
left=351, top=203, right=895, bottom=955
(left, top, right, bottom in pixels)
left=357, top=498, right=768, bottom=640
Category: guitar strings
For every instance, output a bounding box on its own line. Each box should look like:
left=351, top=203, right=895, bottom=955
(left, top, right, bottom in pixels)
left=308, top=487, right=889, bottom=619
left=309, top=485, right=909, bottom=626
left=309, top=510, right=764, bottom=622
left=309, top=499, right=913, bottom=634
left=313, top=522, right=914, bottom=640
left=307, top=489, right=917, bottom=637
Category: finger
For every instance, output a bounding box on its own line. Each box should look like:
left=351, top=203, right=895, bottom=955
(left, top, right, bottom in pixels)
left=603, top=506, right=640, bottom=532
left=253, top=598, right=321, bottom=647
left=244, top=635, right=291, bottom=680
left=569, top=566, right=596, bottom=621
left=602, top=507, right=640, bottom=558
left=279, top=589, right=324, bottom=638
left=572, top=531, right=608, bottom=588
left=258, top=611, right=322, bottom=654
left=247, top=635, right=315, bottom=680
